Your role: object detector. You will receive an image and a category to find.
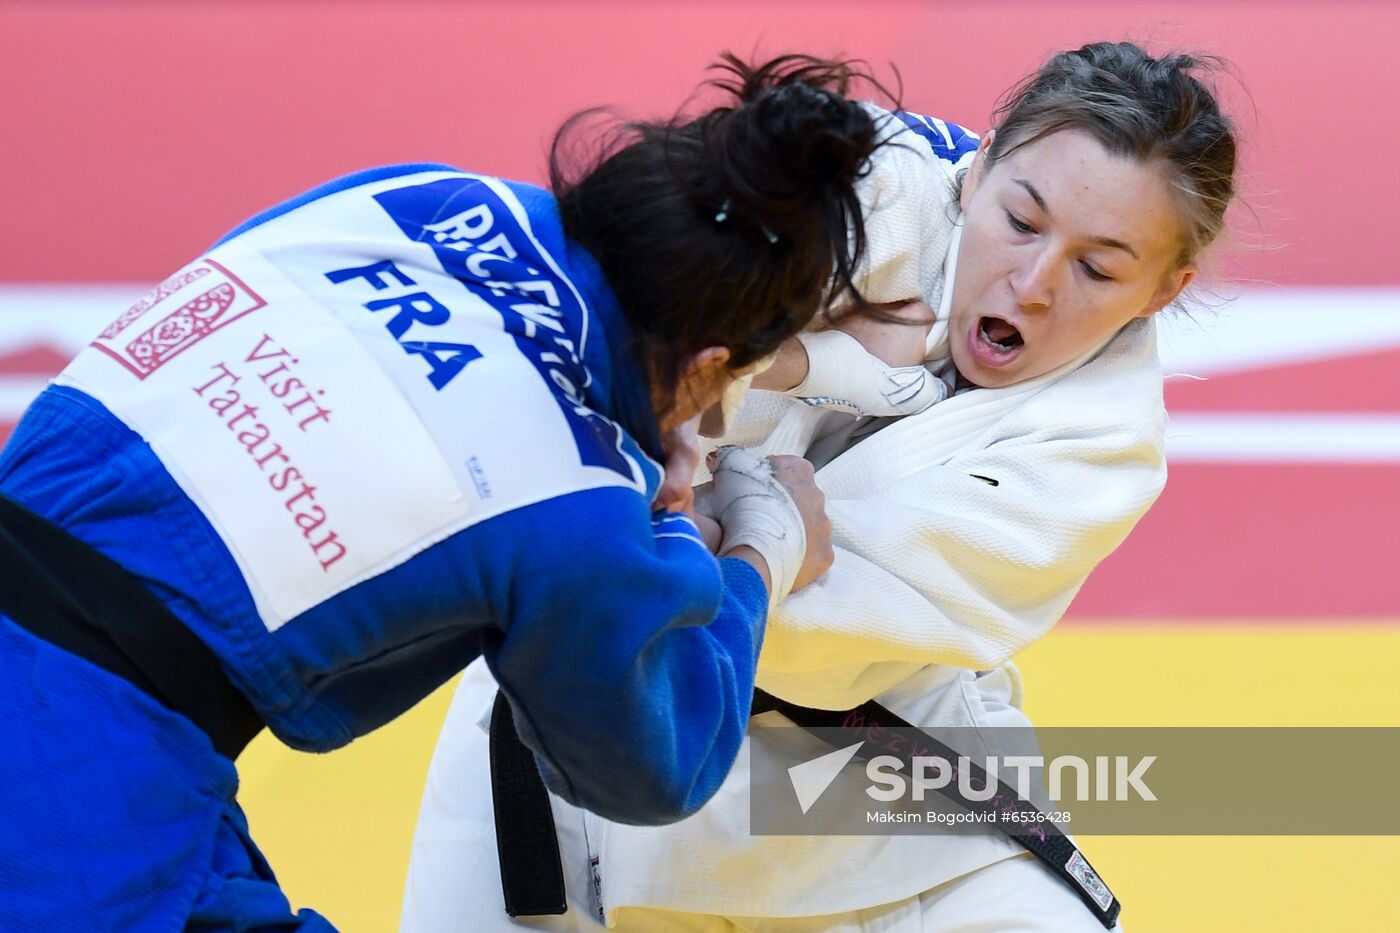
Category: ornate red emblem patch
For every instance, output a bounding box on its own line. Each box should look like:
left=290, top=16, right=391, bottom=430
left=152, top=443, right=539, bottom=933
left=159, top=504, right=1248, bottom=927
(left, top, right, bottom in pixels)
left=92, top=259, right=266, bottom=379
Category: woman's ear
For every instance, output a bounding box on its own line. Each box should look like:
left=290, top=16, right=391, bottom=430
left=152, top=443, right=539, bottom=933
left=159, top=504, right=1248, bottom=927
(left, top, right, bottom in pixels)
left=679, top=346, right=733, bottom=386
left=669, top=346, right=733, bottom=425
left=1138, top=262, right=1197, bottom=318
left=959, top=129, right=996, bottom=213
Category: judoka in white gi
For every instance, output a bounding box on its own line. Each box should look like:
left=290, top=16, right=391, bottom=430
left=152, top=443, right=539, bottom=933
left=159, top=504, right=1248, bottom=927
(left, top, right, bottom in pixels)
left=402, top=42, right=1241, bottom=932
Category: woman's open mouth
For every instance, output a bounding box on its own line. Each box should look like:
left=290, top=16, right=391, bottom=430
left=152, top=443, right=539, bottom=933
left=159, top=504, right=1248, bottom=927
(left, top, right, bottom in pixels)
left=969, top=315, right=1025, bottom=367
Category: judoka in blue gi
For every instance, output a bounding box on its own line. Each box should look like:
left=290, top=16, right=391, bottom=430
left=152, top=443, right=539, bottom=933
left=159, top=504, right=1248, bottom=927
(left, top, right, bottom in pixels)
left=0, top=54, right=887, bottom=930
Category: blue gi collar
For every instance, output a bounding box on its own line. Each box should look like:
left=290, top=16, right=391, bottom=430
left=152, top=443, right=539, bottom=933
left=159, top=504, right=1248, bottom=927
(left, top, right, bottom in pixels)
left=567, top=243, right=666, bottom=465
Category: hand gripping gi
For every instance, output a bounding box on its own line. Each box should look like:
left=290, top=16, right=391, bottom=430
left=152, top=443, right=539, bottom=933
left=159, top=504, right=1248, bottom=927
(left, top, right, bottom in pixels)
left=703, top=446, right=807, bottom=608
left=791, top=329, right=948, bottom=416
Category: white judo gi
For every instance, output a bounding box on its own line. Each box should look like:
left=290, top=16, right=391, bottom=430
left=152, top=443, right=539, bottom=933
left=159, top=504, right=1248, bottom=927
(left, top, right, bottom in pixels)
left=402, top=108, right=1163, bottom=932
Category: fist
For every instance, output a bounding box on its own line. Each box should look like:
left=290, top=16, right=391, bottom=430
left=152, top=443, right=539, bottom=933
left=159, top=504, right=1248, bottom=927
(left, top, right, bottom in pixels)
left=766, top=455, right=834, bottom=592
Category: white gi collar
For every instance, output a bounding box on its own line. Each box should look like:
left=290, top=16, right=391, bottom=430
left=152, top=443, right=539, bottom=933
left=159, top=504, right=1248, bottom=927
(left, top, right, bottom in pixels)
left=924, top=220, right=962, bottom=361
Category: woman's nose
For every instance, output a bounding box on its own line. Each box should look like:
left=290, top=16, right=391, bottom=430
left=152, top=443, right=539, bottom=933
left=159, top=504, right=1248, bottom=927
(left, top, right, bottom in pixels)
left=1009, top=251, right=1054, bottom=310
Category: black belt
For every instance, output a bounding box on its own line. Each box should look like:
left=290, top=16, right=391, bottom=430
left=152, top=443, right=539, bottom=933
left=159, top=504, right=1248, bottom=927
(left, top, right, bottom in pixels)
left=491, top=687, right=1122, bottom=929
left=489, top=692, right=568, bottom=917
left=0, top=494, right=264, bottom=760
left=750, top=689, right=1122, bottom=929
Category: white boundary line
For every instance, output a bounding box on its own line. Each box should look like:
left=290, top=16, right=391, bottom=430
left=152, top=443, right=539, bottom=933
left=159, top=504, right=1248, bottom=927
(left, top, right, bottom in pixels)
left=1166, top=414, right=1400, bottom=463
left=5, top=285, right=1400, bottom=462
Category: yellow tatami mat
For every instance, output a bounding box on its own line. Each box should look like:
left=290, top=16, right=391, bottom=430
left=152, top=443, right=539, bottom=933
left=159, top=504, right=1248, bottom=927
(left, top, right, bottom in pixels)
left=239, top=623, right=1400, bottom=931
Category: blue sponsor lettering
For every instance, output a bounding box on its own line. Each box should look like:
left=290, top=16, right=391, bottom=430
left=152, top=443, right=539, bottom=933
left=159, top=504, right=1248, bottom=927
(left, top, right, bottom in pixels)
left=324, top=259, right=483, bottom=390
left=400, top=340, right=484, bottom=390
left=324, top=259, right=417, bottom=291
left=372, top=177, right=640, bottom=485
left=364, top=291, right=450, bottom=339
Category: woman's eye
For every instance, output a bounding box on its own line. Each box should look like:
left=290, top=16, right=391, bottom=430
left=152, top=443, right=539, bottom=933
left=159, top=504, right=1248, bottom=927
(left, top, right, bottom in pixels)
left=1006, top=212, right=1034, bottom=234
left=1080, top=261, right=1113, bottom=282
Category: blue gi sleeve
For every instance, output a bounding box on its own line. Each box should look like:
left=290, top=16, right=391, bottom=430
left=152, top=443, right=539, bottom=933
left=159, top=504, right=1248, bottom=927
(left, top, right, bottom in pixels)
left=477, top=485, right=768, bottom=826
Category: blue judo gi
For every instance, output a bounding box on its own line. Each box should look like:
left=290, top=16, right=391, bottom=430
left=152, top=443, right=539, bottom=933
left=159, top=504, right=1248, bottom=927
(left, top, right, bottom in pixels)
left=0, top=165, right=768, bottom=930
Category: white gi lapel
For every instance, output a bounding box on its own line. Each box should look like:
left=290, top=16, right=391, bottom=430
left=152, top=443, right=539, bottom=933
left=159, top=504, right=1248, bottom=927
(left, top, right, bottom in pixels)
left=815, top=334, right=1127, bottom=499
